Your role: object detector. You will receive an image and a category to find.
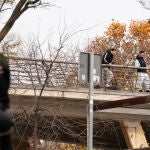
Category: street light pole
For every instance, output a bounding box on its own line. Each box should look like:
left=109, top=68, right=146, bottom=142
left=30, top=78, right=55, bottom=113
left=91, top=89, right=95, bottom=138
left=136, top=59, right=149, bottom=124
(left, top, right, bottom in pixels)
left=87, top=53, right=94, bottom=150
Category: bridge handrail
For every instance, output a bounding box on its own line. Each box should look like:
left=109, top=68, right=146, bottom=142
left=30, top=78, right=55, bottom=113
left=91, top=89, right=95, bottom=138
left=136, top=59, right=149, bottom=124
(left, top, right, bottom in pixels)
left=9, top=57, right=150, bottom=92
left=102, top=64, right=150, bottom=70
left=9, top=56, right=150, bottom=70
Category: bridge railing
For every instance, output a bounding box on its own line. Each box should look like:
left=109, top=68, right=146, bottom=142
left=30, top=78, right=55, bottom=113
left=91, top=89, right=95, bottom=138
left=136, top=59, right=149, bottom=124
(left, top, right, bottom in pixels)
left=10, top=57, right=79, bottom=88
left=9, top=57, right=150, bottom=92
left=101, top=64, right=150, bottom=92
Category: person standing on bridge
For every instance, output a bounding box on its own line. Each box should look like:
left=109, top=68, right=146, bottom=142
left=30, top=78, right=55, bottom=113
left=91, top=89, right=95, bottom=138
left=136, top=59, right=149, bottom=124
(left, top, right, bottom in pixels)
left=0, top=53, right=10, bottom=111
left=102, top=48, right=117, bottom=88
left=135, top=50, right=150, bottom=92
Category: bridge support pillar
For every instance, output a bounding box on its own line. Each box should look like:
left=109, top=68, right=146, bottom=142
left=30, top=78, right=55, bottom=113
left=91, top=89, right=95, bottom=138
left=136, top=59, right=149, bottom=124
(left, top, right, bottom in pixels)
left=121, top=120, right=148, bottom=149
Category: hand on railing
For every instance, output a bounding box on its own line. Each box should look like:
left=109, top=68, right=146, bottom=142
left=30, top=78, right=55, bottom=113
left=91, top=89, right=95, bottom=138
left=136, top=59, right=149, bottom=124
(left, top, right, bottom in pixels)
left=108, top=63, right=113, bottom=66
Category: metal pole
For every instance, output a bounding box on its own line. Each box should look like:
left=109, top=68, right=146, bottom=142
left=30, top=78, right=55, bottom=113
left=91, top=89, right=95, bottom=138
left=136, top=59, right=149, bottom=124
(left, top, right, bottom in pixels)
left=87, top=53, right=94, bottom=150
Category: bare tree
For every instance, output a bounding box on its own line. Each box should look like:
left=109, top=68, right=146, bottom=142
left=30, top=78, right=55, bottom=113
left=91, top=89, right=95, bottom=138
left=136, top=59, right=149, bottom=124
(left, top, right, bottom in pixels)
left=9, top=25, right=86, bottom=149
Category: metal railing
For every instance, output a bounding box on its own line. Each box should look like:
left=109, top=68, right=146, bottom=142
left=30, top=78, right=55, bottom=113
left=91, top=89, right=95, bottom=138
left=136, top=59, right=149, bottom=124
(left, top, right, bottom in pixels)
left=101, top=64, right=150, bottom=92
left=10, top=57, right=150, bottom=92
left=10, top=57, right=79, bottom=88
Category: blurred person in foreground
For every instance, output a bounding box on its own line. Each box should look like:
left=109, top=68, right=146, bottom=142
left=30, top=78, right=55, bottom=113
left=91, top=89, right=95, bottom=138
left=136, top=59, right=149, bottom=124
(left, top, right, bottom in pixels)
left=135, top=50, right=150, bottom=92
left=0, top=53, right=10, bottom=111
left=0, top=52, right=13, bottom=149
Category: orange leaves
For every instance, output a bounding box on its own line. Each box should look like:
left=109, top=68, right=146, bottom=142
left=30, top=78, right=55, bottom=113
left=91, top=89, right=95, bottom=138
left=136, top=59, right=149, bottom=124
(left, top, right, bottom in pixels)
left=129, top=20, right=150, bottom=41
left=85, top=19, right=150, bottom=61
left=105, top=20, right=126, bottom=39
left=85, top=36, right=109, bottom=55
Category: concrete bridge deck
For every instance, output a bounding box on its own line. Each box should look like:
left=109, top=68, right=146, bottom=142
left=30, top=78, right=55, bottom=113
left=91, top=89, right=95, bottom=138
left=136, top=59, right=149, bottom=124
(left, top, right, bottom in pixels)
left=9, top=86, right=150, bottom=120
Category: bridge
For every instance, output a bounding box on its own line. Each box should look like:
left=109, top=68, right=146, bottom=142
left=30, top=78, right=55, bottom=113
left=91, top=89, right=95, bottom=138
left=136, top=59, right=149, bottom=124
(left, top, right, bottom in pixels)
left=8, top=57, right=150, bottom=149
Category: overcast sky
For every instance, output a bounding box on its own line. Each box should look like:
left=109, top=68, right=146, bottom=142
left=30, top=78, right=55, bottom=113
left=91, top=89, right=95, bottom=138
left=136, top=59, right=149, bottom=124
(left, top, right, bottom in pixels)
left=9, top=0, right=150, bottom=49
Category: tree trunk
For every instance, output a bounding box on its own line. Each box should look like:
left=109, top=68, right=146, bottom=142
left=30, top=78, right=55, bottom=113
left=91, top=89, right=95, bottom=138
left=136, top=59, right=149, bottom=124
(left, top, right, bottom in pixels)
left=0, top=0, right=26, bottom=42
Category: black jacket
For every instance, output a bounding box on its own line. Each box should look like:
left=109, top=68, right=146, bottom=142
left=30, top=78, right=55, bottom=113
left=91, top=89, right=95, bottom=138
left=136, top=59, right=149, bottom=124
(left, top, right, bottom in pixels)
left=0, top=112, right=14, bottom=150
left=0, top=53, right=10, bottom=110
left=136, top=56, right=147, bottom=73
left=102, top=50, right=114, bottom=64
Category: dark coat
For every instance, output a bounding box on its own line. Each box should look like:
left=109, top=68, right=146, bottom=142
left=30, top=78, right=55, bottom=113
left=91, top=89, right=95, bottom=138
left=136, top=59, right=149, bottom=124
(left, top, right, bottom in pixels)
left=136, top=56, right=147, bottom=73
left=102, top=50, right=114, bottom=64
left=0, top=53, right=10, bottom=110
left=0, top=112, right=14, bottom=150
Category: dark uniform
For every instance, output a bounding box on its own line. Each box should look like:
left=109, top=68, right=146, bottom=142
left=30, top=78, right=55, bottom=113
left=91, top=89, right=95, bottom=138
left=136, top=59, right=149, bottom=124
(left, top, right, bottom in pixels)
left=102, top=50, right=114, bottom=65
left=0, top=111, right=14, bottom=150
left=0, top=53, right=10, bottom=111
left=136, top=55, right=147, bottom=73
left=0, top=54, right=13, bottom=149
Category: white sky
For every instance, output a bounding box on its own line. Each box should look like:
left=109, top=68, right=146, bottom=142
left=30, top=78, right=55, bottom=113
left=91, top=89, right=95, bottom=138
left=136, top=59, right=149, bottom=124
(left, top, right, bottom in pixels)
left=5, top=0, right=150, bottom=49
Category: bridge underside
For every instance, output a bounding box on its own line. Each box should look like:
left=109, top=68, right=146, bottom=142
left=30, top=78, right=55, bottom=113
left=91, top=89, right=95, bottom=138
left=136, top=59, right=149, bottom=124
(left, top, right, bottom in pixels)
left=10, top=111, right=150, bottom=149
left=12, top=113, right=128, bottom=149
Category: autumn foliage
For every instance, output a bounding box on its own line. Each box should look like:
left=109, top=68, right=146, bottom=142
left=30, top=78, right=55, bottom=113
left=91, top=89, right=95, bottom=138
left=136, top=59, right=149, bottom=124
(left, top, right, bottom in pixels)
left=105, top=20, right=126, bottom=38
left=86, top=19, right=150, bottom=91
left=129, top=20, right=150, bottom=41
left=86, top=19, right=150, bottom=65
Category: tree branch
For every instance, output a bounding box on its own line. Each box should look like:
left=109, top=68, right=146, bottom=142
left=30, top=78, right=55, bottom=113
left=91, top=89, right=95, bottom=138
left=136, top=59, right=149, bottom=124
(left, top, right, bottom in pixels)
left=0, top=0, right=7, bottom=12
left=0, top=0, right=42, bottom=42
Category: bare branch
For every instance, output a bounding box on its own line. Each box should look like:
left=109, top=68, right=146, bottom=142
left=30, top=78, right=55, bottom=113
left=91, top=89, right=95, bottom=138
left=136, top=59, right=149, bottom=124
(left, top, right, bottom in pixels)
left=0, top=0, right=53, bottom=42
left=138, top=0, right=150, bottom=10
left=0, top=0, right=7, bottom=12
